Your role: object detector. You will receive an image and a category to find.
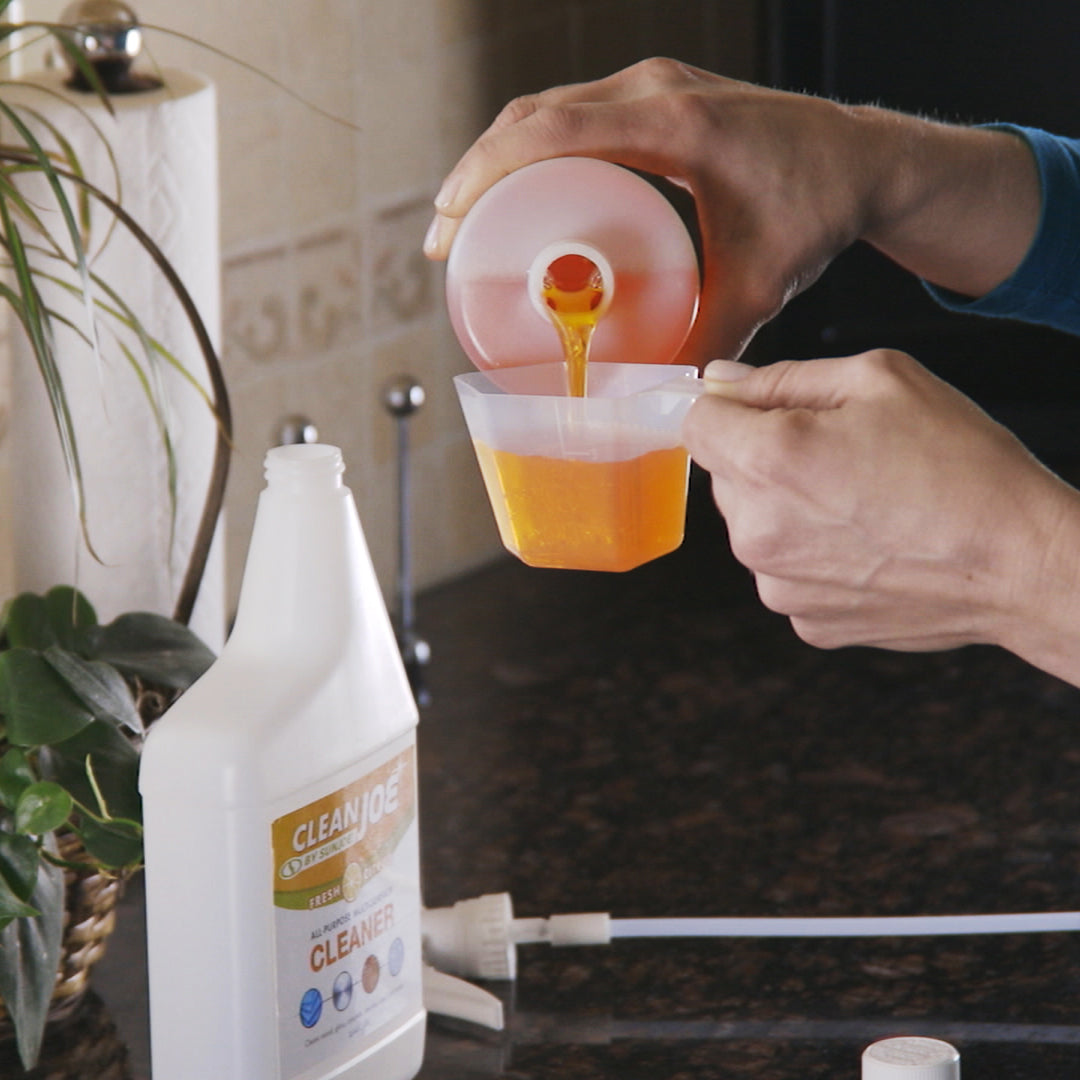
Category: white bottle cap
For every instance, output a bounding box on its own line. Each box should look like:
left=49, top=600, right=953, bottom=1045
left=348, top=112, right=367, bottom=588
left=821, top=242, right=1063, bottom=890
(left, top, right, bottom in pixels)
left=862, top=1037, right=960, bottom=1080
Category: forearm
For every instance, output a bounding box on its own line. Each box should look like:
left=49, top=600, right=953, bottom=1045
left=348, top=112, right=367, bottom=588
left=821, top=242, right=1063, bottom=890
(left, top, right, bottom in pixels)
left=991, top=472, right=1080, bottom=688
left=853, top=109, right=1041, bottom=298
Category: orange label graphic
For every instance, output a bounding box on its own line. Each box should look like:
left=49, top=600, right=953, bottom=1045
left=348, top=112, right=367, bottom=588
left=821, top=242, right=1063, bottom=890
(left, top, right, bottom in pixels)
left=271, top=748, right=416, bottom=911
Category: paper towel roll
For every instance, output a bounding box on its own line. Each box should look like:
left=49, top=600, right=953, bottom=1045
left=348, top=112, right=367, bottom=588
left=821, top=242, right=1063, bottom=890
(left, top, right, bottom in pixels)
left=5, top=67, right=225, bottom=650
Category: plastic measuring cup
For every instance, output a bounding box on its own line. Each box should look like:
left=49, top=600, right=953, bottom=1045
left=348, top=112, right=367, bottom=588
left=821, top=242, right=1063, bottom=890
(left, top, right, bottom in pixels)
left=455, top=362, right=703, bottom=572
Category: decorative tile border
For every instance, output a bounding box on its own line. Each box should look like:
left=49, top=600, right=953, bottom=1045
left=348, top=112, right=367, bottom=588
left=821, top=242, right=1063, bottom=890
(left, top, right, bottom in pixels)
left=223, top=198, right=436, bottom=373
left=223, top=227, right=362, bottom=368
left=370, top=198, right=435, bottom=335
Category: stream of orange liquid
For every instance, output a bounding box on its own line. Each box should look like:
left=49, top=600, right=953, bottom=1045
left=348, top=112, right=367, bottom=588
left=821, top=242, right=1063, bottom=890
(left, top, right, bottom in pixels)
left=541, top=252, right=604, bottom=397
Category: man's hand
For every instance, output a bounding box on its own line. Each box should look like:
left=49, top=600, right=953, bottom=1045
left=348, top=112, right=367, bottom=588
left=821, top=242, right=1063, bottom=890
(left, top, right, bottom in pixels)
left=425, top=58, right=1040, bottom=365
left=683, top=351, right=1080, bottom=685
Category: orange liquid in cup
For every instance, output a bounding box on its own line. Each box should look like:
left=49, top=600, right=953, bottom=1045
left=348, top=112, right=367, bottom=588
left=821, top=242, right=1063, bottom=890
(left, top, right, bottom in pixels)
left=462, top=253, right=695, bottom=572
left=473, top=440, right=690, bottom=572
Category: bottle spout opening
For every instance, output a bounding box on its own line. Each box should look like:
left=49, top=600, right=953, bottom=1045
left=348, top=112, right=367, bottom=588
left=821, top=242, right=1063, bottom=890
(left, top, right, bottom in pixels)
left=264, top=443, right=345, bottom=489
left=527, top=240, right=615, bottom=324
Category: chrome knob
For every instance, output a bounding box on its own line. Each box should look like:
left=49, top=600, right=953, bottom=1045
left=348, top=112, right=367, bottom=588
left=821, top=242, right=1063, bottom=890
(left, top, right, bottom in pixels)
left=382, top=375, right=425, bottom=418
left=59, top=0, right=160, bottom=92
left=275, top=415, right=319, bottom=446
left=60, top=1, right=142, bottom=62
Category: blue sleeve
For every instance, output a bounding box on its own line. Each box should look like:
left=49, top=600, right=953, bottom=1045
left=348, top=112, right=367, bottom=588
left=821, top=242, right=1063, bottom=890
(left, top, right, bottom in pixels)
left=922, top=125, right=1080, bottom=336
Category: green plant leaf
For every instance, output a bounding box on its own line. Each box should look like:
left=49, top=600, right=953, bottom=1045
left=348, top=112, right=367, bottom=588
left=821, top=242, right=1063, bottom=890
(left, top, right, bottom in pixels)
left=1, top=589, right=97, bottom=652
left=1, top=593, right=54, bottom=650
left=80, top=613, right=215, bottom=690
left=38, top=719, right=141, bottom=825
left=0, top=748, right=35, bottom=811
left=0, top=169, right=68, bottom=264
left=29, top=258, right=224, bottom=424
left=0, top=831, right=40, bottom=905
left=0, top=192, right=93, bottom=560
left=0, top=98, right=99, bottom=340
left=7, top=94, right=121, bottom=248
left=0, top=835, right=63, bottom=1070
left=75, top=815, right=141, bottom=869
left=45, top=646, right=143, bottom=735
left=142, top=20, right=362, bottom=132
left=0, top=648, right=95, bottom=746
left=13, top=782, right=72, bottom=836
left=43, top=587, right=97, bottom=650
left=0, top=879, right=37, bottom=922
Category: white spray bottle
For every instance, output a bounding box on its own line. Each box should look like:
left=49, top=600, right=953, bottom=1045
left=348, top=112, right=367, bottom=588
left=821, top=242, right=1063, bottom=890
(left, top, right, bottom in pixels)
left=139, top=444, right=425, bottom=1080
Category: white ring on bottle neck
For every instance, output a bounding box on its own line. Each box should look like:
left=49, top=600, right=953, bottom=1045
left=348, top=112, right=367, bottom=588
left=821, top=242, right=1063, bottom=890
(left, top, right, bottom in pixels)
left=527, top=240, right=615, bottom=324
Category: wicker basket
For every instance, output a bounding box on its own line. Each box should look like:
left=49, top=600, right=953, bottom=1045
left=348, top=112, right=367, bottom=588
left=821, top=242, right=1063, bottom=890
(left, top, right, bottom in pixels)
left=52, top=833, right=125, bottom=1018
left=0, top=989, right=132, bottom=1079
left=0, top=831, right=127, bottom=1028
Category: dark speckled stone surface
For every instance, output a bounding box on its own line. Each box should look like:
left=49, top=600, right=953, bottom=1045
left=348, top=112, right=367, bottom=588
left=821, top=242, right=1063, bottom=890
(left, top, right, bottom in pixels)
left=38, top=469, right=1080, bottom=1078
left=414, top=470, right=1080, bottom=1079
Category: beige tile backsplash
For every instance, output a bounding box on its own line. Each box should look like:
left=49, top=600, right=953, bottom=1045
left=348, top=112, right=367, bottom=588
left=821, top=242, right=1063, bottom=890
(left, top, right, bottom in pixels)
left=0, top=0, right=757, bottom=620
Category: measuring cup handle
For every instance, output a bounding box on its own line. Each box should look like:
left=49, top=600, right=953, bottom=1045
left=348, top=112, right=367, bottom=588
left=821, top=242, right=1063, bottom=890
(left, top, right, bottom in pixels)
left=655, top=376, right=707, bottom=399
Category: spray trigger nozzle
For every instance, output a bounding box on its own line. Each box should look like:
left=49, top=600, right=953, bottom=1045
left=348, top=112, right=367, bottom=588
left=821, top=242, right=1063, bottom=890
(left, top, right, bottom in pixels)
left=422, top=965, right=505, bottom=1030
left=422, top=892, right=611, bottom=982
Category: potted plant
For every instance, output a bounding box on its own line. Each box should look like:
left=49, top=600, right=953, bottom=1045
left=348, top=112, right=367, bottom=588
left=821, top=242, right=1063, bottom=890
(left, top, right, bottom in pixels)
left=0, top=3, right=232, bottom=1068
left=0, top=585, right=215, bottom=1069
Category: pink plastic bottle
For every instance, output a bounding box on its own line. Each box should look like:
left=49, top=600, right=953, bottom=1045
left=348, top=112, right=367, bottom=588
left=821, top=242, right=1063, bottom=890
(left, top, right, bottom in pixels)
left=445, top=157, right=699, bottom=371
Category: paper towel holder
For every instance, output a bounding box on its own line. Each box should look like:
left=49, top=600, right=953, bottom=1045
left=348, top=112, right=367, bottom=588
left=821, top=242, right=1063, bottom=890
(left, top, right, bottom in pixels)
left=58, top=0, right=163, bottom=94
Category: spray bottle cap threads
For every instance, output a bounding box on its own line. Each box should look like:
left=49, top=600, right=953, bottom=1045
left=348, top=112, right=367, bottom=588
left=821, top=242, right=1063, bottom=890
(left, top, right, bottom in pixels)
left=862, top=1036, right=960, bottom=1080
left=264, top=443, right=344, bottom=488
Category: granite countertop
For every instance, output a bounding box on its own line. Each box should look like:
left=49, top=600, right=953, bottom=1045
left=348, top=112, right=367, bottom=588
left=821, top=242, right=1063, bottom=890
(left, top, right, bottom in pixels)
left=11, top=471, right=1080, bottom=1078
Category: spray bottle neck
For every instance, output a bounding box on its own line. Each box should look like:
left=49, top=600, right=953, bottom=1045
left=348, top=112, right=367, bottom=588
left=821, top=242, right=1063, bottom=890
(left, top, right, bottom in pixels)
left=228, top=445, right=370, bottom=657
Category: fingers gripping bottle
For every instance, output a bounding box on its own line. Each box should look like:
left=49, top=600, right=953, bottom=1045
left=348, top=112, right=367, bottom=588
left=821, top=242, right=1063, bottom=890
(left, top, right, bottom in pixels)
left=445, top=157, right=700, bottom=380
left=140, top=445, right=425, bottom=1080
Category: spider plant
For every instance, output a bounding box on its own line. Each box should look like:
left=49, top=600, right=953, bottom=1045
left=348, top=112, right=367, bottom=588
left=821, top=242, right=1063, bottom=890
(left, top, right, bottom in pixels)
left=0, top=5, right=231, bottom=622
left=0, top=7, right=231, bottom=1068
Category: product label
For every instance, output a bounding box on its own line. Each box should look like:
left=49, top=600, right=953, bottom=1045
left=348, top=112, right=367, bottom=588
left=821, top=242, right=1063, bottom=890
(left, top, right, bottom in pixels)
left=272, top=744, right=422, bottom=1078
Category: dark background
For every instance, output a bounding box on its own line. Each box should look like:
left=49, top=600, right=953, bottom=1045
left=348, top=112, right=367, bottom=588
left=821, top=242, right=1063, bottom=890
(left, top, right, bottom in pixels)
left=761, top=0, right=1080, bottom=466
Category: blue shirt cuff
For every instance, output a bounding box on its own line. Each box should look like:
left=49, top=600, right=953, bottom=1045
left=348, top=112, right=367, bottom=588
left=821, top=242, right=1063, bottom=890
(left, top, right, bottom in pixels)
left=922, top=124, right=1080, bottom=336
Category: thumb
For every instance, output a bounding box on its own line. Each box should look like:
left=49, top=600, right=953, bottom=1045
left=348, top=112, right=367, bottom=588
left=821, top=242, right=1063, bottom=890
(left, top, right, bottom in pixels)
left=703, top=356, right=855, bottom=412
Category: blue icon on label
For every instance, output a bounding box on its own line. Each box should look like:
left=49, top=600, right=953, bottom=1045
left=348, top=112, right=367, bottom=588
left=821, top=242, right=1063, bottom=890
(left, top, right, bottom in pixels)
left=333, top=970, right=354, bottom=1011
left=299, top=987, right=323, bottom=1029
left=389, top=936, right=405, bottom=977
